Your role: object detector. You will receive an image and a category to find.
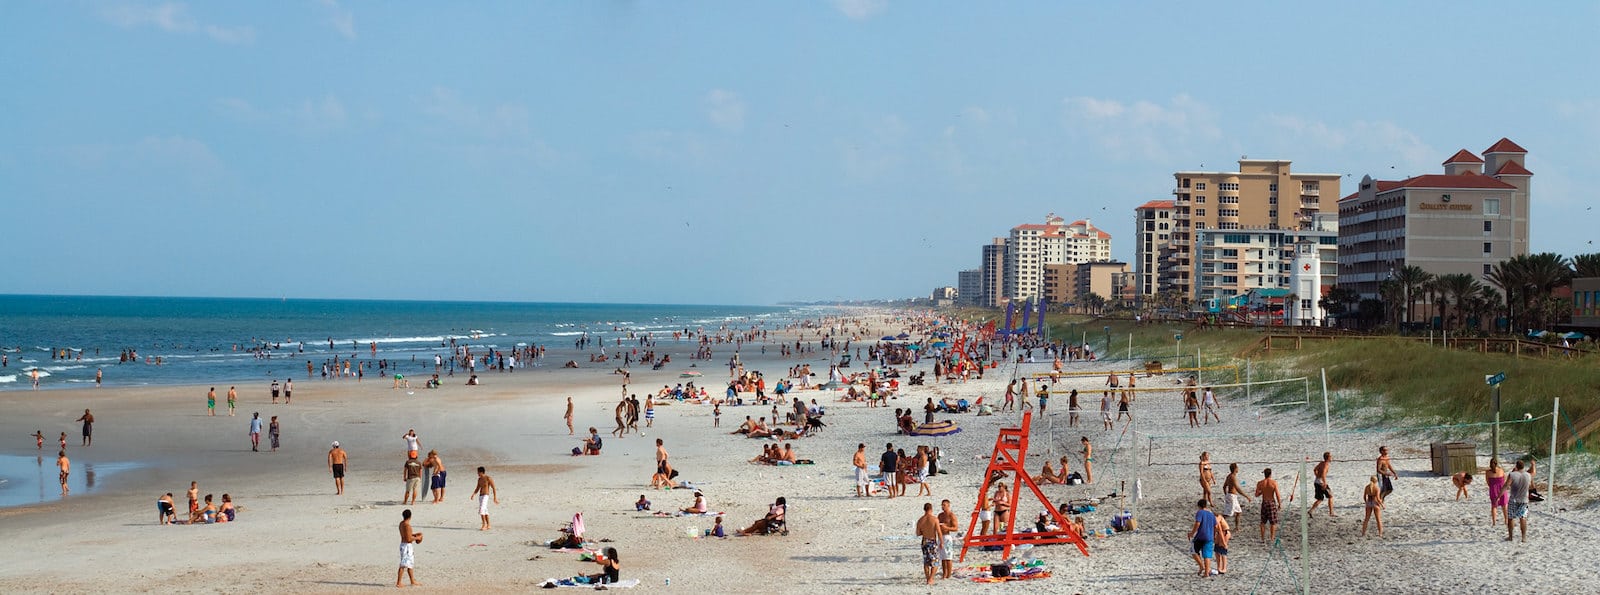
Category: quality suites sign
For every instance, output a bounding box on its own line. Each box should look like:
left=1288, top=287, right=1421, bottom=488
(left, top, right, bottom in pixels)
left=1418, top=203, right=1473, bottom=211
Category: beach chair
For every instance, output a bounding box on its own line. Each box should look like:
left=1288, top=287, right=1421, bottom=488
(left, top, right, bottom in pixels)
left=766, top=502, right=789, bottom=536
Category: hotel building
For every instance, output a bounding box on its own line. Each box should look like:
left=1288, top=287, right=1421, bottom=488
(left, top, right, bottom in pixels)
left=1337, top=138, right=1531, bottom=300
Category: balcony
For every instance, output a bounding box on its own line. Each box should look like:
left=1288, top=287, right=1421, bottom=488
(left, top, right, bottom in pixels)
left=1174, top=195, right=1191, bottom=205
left=1300, top=188, right=1320, bottom=196
left=1174, top=211, right=1190, bottom=220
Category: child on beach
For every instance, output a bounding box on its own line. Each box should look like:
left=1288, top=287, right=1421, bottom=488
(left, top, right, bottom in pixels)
left=33, top=430, right=44, bottom=450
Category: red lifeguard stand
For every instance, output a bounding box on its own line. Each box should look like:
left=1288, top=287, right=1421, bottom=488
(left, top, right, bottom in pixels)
left=959, top=411, right=1089, bottom=561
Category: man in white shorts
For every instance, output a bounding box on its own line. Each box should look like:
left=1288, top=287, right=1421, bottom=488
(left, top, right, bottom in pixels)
left=880, top=444, right=898, bottom=499
left=397, top=509, right=421, bottom=587
left=937, top=500, right=959, bottom=579
left=471, top=466, right=498, bottom=531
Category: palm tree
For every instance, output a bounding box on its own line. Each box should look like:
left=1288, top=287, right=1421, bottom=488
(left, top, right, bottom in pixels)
left=1392, top=265, right=1433, bottom=325
left=1378, top=278, right=1405, bottom=328
left=1487, top=253, right=1574, bottom=332
left=1435, top=274, right=1481, bottom=331
left=1575, top=252, right=1600, bottom=278
left=1320, top=286, right=1360, bottom=318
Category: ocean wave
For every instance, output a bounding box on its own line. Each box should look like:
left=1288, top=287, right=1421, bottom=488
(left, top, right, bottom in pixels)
left=19, top=368, right=50, bottom=378
left=550, top=331, right=587, bottom=337
left=42, top=365, right=86, bottom=372
left=0, top=375, right=15, bottom=383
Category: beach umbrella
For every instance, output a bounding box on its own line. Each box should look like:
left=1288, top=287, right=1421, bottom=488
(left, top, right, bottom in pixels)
left=906, top=344, right=920, bottom=350
left=897, top=333, right=911, bottom=339
left=931, top=341, right=949, bottom=349
left=1563, top=331, right=1586, bottom=340
left=881, top=336, right=897, bottom=341
left=909, top=420, right=962, bottom=437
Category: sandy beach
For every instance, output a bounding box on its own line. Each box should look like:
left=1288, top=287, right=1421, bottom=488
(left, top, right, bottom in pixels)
left=1, top=314, right=1596, bottom=594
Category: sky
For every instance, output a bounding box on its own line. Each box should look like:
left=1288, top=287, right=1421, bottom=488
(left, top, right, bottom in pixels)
left=2, top=1, right=1597, bottom=305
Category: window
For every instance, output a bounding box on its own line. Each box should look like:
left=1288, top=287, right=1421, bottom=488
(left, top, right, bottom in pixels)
left=1222, top=249, right=1238, bottom=257
left=1484, top=220, right=1493, bottom=232
left=1483, top=242, right=1493, bottom=254
left=1484, top=198, right=1501, bottom=216
left=1219, top=209, right=1240, bottom=217
left=1223, top=234, right=1249, bottom=244
left=1222, top=276, right=1238, bottom=284
left=1197, top=182, right=1207, bottom=190
left=1484, top=264, right=1493, bottom=275
left=1269, top=210, right=1278, bottom=218
left=1269, top=196, right=1278, bottom=204
left=1196, top=196, right=1207, bottom=203
left=1182, top=178, right=1191, bottom=188
left=1219, top=182, right=1239, bottom=191
left=1196, top=209, right=1206, bottom=216
left=1269, top=183, right=1278, bottom=191
left=1219, top=196, right=1239, bottom=204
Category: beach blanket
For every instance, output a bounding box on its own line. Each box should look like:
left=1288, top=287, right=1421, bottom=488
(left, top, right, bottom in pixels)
left=910, top=420, right=962, bottom=437
left=541, top=578, right=641, bottom=589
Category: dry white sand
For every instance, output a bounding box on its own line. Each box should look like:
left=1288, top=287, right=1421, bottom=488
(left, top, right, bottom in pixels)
left=0, top=318, right=1595, bottom=594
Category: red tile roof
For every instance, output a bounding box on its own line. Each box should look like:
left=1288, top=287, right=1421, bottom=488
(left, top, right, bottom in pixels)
left=1483, top=138, right=1527, bottom=154
left=1390, top=174, right=1517, bottom=190
left=1494, top=160, right=1533, bottom=176
left=1137, top=200, right=1175, bottom=209
left=1443, top=149, right=1483, bottom=165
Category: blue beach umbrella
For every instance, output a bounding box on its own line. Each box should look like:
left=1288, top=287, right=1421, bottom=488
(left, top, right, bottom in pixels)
left=881, top=336, right=897, bottom=341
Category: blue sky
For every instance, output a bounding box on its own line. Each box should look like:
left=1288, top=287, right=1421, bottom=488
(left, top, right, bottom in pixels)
left=2, top=1, right=1597, bottom=304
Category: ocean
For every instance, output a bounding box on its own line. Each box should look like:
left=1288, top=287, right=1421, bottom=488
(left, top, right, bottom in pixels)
left=0, top=295, right=809, bottom=390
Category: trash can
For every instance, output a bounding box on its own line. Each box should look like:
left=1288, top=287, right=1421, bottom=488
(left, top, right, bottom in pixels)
left=1430, top=442, right=1477, bottom=476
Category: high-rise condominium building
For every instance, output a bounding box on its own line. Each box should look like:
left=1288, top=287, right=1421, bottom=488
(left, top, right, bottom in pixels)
left=980, top=237, right=1007, bottom=307
left=1166, top=160, right=1340, bottom=301
left=1004, top=214, right=1112, bottom=302
left=1134, top=200, right=1174, bottom=301
left=1337, top=138, right=1531, bottom=301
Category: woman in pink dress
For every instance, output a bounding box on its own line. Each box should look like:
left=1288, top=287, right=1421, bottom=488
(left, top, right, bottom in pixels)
left=1485, top=458, right=1508, bottom=524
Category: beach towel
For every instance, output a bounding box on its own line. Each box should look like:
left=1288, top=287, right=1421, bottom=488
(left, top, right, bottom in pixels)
left=541, top=578, right=641, bottom=589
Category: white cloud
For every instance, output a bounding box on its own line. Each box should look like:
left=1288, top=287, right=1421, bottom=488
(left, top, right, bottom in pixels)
left=421, top=87, right=531, bottom=139
left=705, top=89, right=746, bottom=132
left=316, top=0, right=357, bottom=40
left=57, top=135, right=225, bottom=183
left=295, top=95, right=348, bottom=130
left=101, top=3, right=255, bottom=44
left=1061, top=94, right=1221, bottom=160
left=1261, top=115, right=1436, bottom=175
left=833, top=0, right=887, bottom=20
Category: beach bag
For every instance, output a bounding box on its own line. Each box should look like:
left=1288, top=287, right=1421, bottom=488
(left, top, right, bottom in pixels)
left=1066, top=472, right=1083, bottom=485
left=990, top=563, right=1011, bottom=578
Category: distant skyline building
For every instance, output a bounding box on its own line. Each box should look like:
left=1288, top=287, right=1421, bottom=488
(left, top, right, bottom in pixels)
left=1337, top=138, right=1531, bottom=301
left=956, top=269, right=982, bottom=306
left=1165, top=159, right=1341, bottom=302
left=1042, top=261, right=1129, bottom=308
left=981, top=237, right=1007, bottom=307
left=1004, top=214, right=1112, bottom=302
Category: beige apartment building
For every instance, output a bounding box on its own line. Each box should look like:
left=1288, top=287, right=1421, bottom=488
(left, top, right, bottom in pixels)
left=1337, top=139, right=1531, bottom=301
left=1133, top=200, right=1174, bottom=301
left=1004, top=215, right=1112, bottom=302
left=1042, top=261, right=1128, bottom=308
left=1166, top=160, right=1340, bottom=302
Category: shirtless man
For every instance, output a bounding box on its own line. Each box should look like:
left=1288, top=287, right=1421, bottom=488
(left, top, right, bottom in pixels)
left=56, top=450, right=70, bottom=495
left=397, top=509, right=422, bottom=588
left=424, top=450, right=446, bottom=503
left=611, top=398, right=628, bottom=438
left=626, top=395, right=641, bottom=435
left=1311, top=452, right=1336, bottom=518
left=565, top=397, right=575, bottom=435
left=936, top=500, right=959, bottom=579
left=1255, top=468, right=1282, bottom=542
left=227, top=386, right=238, bottom=416
left=329, top=441, right=347, bottom=495
left=915, top=502, right=941, bottom=585
left=1221, top=462, right=1253, bottom=527
left=75, top=409, right=94, bottom=447
left=852, top=443, right=871, bottom=497
left=471, top=466, right=498, bottom=530
left=1376, top=446, right=1398, bottom=499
